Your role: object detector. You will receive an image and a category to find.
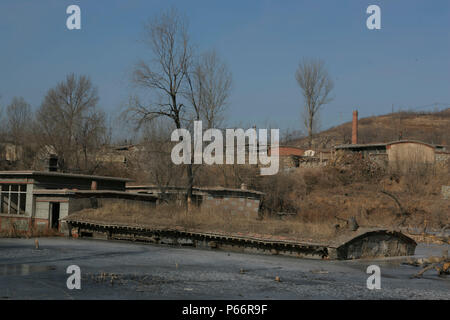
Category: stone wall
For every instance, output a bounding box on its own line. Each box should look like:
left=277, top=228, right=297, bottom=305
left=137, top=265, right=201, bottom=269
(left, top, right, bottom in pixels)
left=442, top=186, right=450, bottom=200
left=436, top=152, right=450, bottom=163
left=298, top=157, right=327, bottom=168
left=368, top=153, right=388, bottom=167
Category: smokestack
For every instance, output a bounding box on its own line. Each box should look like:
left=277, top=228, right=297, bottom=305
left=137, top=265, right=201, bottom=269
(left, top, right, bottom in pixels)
left=352, top=110, right=358, bottom=144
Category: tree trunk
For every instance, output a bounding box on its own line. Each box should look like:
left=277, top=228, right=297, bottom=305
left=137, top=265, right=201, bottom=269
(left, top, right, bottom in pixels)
left=308, top=116, right=313, bottom=148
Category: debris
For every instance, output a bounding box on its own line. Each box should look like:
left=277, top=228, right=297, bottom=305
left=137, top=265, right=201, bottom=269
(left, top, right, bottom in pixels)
left=311, top=269, right=329, bottom=274
left=410, top=255, right=450, bottom=278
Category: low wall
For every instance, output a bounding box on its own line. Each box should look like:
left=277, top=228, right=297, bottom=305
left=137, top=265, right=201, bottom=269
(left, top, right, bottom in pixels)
left=436, top=152, right=450, bottom=163
left=201, top=196, right=260, bottom=218
left=127, top=185, right=263, bottom=217
left=65, top=221, right=416, bottom=260
left=0, top=215, right=55, bottom=235
left=68, top=197, right=156, bottom=214
left=0, top=215, right=30, bottom=234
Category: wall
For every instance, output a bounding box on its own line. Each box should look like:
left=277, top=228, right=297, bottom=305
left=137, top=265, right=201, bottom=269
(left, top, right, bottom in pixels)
left=436, top=152, right=450, bottom=163
left=297, top=157, right=327, bottom=168
left=387, top=142, right=435, bottom=166
left=0, top=215, right=30, bottom=234
left=201, top=195, right=260, bottom=218
left=68, top=196, right=156, bottom=214
left=442, top=186, right=450, bottom=200
left=277, top=147, right=304, bottom=156
left=33, top=175, right=125, bottom=191
left=368, top=153, right=388, bottom=167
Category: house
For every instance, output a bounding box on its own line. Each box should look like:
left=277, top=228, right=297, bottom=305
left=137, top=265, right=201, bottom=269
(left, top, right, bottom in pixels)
left=0, top=171, right=157, bottom=235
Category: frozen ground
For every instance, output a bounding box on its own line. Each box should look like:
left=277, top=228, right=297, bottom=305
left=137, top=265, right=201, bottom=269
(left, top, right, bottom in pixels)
left=0, top=237, right=448, bottom=299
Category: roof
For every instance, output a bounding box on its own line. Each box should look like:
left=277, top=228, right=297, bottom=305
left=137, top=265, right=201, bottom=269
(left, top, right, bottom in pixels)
left=126, top=184, right=264, bottom=196
left=334, top=143, right=387, bottom=150
left=0, top=171, right=132, bottom=182
left=328, top=228, right=416, bottom=248
left=335, top=140, right=445, bottom=150
left=33, top=189, right=157, bottom=200
left=386, top=140, right=443, bottom=148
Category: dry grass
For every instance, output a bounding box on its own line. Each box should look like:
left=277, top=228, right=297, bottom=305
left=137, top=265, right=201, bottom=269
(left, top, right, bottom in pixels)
left=65, top=156, right=449, bottom=243
left=252, top=157, right=449, bottom=235
left=0, top=225, right=62, bottom=238
left=68, top=202, right=337, bottom=244
left=292, top=108, right=450, bottom=149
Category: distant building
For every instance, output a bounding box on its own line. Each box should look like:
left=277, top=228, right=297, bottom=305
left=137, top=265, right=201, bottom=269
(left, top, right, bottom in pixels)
left=127, top=184, right=263, bottom=218
left=334, top=140, right=449, bottom=168
left=334, top=110, right=450, bottom=167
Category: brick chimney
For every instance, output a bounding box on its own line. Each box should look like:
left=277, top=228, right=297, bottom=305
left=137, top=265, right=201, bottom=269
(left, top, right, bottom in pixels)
left=352, top=110, right=358, bottom=144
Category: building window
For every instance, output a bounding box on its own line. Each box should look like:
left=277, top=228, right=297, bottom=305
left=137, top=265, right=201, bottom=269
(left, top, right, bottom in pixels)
left=0, top=184, right=27, bottom=215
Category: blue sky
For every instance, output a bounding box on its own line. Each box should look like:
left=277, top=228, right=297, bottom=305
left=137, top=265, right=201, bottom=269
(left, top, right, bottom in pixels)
left=0, top=0, right=449, bottom=138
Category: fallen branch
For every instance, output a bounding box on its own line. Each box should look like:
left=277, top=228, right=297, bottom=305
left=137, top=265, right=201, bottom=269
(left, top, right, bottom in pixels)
left=380, top=190, right=406, bottom=215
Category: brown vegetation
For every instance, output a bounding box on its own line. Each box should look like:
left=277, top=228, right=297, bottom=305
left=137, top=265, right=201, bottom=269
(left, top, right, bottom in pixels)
left=293, top=108, right=450, bottom=149
left=0, top=225, right=62, bottom=238
left=68, top=202, right=336, bottom=243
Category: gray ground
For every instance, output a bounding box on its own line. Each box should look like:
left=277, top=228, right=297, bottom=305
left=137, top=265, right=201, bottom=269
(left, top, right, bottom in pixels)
left=0, top=237, right=448, bottom=299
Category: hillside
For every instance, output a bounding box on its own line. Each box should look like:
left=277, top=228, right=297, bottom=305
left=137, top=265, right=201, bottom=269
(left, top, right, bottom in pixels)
left=291, top=108, right=450, bottom=149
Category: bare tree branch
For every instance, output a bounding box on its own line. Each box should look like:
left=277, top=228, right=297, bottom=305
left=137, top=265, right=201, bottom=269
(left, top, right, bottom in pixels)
left=295, top=58, right=334, bottom=147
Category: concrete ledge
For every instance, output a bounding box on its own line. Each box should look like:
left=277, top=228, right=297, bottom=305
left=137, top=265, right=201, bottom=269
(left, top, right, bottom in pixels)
left=63, top=219, right=416, bottom=260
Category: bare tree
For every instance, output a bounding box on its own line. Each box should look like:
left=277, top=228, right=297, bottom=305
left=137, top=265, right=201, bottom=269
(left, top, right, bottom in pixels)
left=74, top=110, right=108, bottom=173
left=138, top=119, right=185, bottom=200
left=128, top=8, right=195, bottom=207
left=129, top=8, right=191, bottom=129
left=36, top=73, right=106, bottom=172
left=295, top=58, right=334, bottom=148
left=128, top=9, right=232, bottom=210
left=6, top=97, right=33, bottom=145
left=186, top=50, right=232, bottom=129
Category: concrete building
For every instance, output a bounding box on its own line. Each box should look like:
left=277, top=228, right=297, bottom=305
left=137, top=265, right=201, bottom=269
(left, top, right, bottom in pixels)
left=126, top=184, right=263, bottom=218
left=0, top=171, right=156, bottom=235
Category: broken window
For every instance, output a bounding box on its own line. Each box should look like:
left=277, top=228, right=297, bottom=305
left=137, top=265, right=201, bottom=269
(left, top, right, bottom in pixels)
left=0, top=184, right=27, bottom=215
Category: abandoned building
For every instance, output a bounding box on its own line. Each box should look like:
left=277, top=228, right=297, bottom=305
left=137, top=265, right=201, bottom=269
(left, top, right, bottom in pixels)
left=0, top=171, right=157, bottom=235
left=334, top=110, right=449, bottom=167
left=126, top=184, right=263, bottom=218
left=334, top=140, right=449, bottom=167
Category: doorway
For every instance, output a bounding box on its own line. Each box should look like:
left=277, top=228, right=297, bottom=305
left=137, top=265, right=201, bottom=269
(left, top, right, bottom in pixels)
left=50, top=202, right=60, bottom=230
